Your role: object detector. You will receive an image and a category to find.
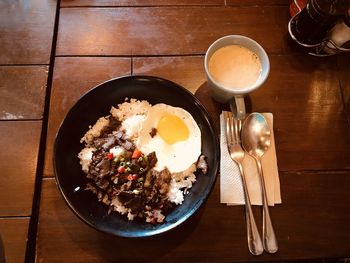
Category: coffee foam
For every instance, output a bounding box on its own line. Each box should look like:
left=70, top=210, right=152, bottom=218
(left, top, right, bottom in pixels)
left=208, top=45, right=262, bottom=90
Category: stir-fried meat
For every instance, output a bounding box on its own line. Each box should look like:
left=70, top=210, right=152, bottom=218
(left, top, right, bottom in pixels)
left=95, top=178, right=109, bottom=190
left=111, top=129, right=135, bottom=151
left=95, top=159, right=110, bottom=178
left=100, top=116, right=121, bottom=136
left=149, top=128, right=157, bottom=138
left=143, top=170, right=153, bottom=188
left=147, top=152, right=157, bottom=168
left=120, top=181, right=132, bottom=191
left=196, top=155, right=208, bottom=175
left=118, top=191, right=144, bottom=212
left=153, top=168, right=172, bottom=195
left=119, top=140, right=134, bottom=151
left=93, top=135, right=116, bottom=150
left=118, top=190, right=134, bottom=203
left=86, top=182, right=98, bottom=195
left=83, top=115, right=205, bottom=223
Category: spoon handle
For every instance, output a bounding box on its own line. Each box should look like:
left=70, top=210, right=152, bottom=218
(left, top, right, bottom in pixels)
left=237, top=163, right=264, bottom=255
left=256, top=159, right=278, bottom=253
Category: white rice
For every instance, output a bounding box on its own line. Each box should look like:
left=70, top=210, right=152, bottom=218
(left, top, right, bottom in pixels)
left=121, top=114, right=146, bottom=139
left=78, top=98, right=198, bottom=221
left=167, top=164, right=197, bottom=204
left=78, top=147, right=96, bottom=173
left=145, top=209, right=165, bottom=223
left=80, top=116, right=110, bottom=144
left=111, top=197, right=128, bottom=215
left=109, top=146, right=125, bottom=159
left=110, top=98, right=151, bottom=122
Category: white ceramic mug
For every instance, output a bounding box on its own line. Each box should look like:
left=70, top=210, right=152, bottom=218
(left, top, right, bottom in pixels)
left=204, top=35, right=270, bottom=118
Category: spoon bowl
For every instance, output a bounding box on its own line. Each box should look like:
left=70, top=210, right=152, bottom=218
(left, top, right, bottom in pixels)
left=241, top=112, right=278, bottom=254
left=242, top=113, right=271, bottom=159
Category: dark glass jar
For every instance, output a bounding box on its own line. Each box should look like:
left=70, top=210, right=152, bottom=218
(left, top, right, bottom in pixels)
left=289, top=0, right=350, bottom=46
left=323, top=8, right=350, bottom=54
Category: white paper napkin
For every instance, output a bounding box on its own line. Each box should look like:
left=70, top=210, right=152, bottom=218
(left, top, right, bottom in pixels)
left=220, top=112, right=282, bottom=206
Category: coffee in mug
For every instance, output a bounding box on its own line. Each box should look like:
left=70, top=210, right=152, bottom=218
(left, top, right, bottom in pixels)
left=208, top=45, right=262, bottom=90
left=204, top=35, right=270, bottom=118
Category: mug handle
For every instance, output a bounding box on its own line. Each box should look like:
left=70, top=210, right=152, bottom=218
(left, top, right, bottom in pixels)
left=229, top=95, right=246, bottom=119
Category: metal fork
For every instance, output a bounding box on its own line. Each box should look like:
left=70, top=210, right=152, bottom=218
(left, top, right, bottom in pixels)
left=223, top=111, right=263, bottom=256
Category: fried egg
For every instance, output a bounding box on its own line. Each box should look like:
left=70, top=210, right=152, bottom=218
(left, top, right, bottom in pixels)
left=136, top=104, right=201, bottom=173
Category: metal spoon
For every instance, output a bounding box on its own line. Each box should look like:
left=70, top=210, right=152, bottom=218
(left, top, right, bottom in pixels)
left=241, top=112, right=278, bottom=253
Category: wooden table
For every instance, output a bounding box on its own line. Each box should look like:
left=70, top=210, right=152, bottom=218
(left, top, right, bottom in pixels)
left=1, top=0, right=350, bottom=262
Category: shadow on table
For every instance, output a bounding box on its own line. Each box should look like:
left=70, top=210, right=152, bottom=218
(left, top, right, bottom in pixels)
left=60, top=201, right=210, bottom=262
left=0, top=234, right=5, bottom=263
left=194, top=82, right=253, bottom=123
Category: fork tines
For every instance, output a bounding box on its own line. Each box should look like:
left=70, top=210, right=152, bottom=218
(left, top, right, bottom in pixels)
left=223, top=111, right=240, bottom=146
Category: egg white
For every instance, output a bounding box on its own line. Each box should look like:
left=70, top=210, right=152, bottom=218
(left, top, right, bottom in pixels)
left=136, top=104, right=201, bottom=173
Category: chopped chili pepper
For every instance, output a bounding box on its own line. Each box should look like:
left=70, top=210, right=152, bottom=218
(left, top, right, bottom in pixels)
left=117, top=166, right=125, bottom=173
left=127, top=174, right=138, bottom=181
left=132, top=149, right=142, bottom=159
left=106, top=153, right=114, bottom=160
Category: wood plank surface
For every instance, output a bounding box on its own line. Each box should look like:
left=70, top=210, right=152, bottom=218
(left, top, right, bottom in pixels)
left=196, top=55, right=350, bottom=171
left=44, top=54, right=350, bottom=178
left=37, top=174, right=350, bottom=262
left=0, top=0, right=56, bottom=64
left=0, top=66, right=48, bottom=120
left=43, top=57, right=131, bottom=177
left=0, top=121, right=42, bottom=216
left=337, top=54, right=350, bottom=125
left=56, top=6, right=291, bottom=56
left=0, top=0, right=347, bottom=260
left=0, top=218, right=29, bottom=263
left=133, top=56, right=205, bottom=94
left=227, top=0, right=290, bottom=6
left=60, top=0, right=290, bottom=6
left=61, top=0, right=224, bottom=7
left=227, top=55, right=350, bottom=171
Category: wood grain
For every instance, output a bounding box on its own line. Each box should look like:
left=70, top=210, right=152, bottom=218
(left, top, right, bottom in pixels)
left=0, top=66, right=48, bottom=120
left=196, top=54, right=350, bottom=171
left=37, top=173, right=350, bottom=262
left=45, top=55, right=350, bottom=174
left=0, top=218, right=29, bottom=263
left=61, top=0, right=224, bottom=7
left=226, top=0, right=290, bottom=6
left=337, top=54, right=350, bottom=125
left=43, top=57, right=131, bottom=177
left=0, top=121, right=42, bottom=216
left=61, top=0, right=290, bottom=7
left=60, top=0, right=290, bottom=6
left=0, top=0, right=56, bottom=64
left=56, top=6, right=291, bottom=56
left=133, top=56, right=205, bottom=94
left=253, top=55, right=350, bottom=171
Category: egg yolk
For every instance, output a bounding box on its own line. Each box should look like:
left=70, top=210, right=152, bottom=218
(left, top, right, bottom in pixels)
left=157, top=115, right=189, bottom=144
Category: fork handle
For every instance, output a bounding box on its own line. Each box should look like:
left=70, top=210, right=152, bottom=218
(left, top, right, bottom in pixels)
left=238, top=163, right=263, bottom=256
left=255, top=159, right=278, bottom=253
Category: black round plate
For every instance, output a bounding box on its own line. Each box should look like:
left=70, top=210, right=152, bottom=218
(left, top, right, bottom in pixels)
left=54, top=75, right=219, bottom=237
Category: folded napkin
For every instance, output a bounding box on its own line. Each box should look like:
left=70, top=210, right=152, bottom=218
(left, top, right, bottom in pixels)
left=220, top=112, right=282, bottom=206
